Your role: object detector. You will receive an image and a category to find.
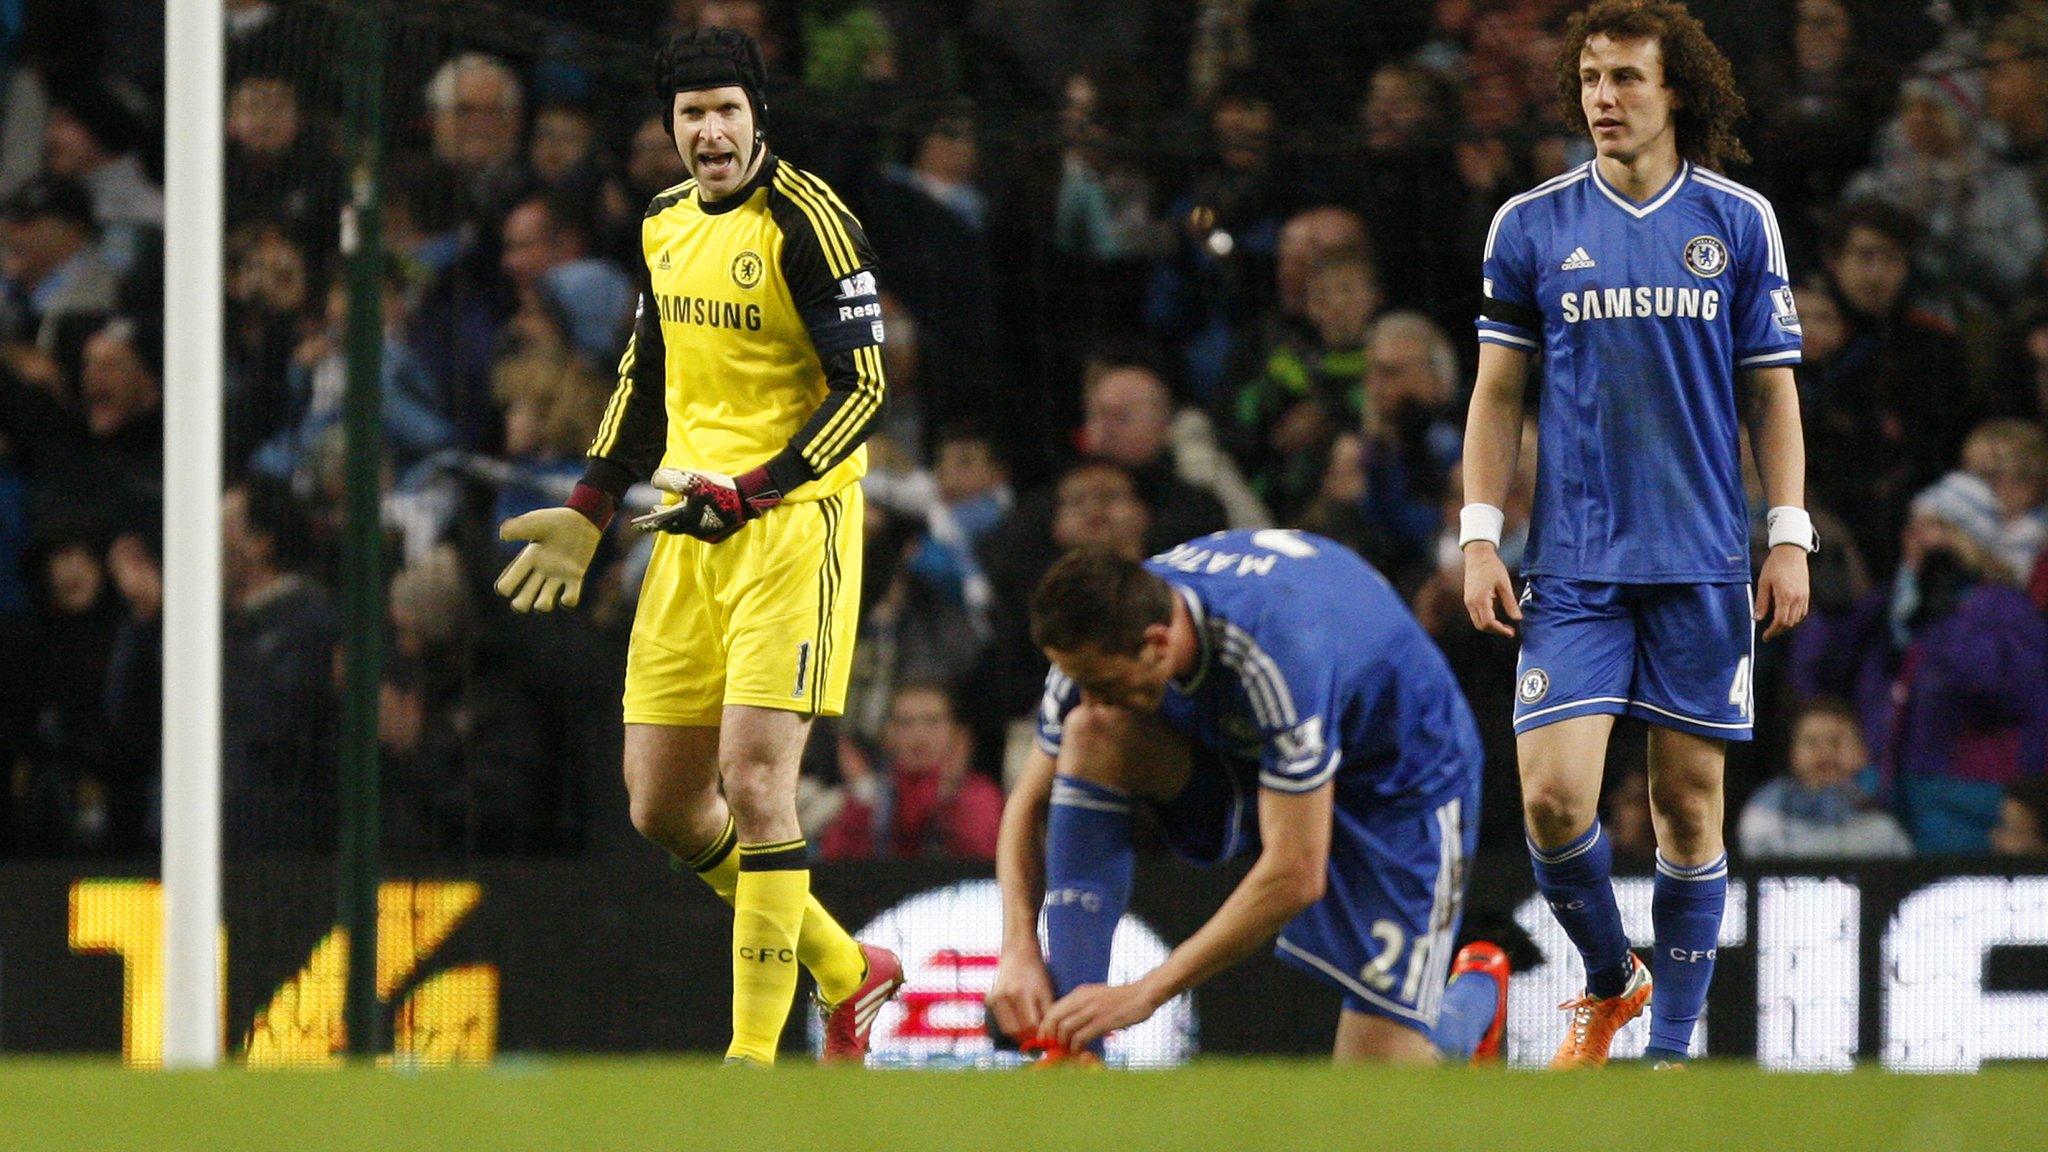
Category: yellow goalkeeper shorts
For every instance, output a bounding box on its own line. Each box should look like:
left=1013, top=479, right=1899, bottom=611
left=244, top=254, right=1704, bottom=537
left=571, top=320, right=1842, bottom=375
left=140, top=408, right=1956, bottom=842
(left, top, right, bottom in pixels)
left=623, top=484, right=862, bottom=726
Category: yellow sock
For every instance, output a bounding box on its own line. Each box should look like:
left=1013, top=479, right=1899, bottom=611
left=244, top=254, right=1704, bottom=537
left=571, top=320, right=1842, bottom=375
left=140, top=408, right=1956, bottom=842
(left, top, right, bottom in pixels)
left=728, top=840, right=811, bottom=1064
left=687, top=819, right=868, bottom=1005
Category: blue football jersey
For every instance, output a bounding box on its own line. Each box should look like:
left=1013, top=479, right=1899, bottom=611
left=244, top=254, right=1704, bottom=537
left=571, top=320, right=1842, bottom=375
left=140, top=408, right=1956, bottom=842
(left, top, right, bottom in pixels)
left=1035, top=530, right=1482, bottom=807
left=1475, top=161, right=1802, bottom=583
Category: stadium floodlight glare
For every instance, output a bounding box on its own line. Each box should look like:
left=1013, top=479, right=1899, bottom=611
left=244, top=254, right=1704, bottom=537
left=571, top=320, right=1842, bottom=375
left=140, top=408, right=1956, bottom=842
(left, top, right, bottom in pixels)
left=161, top=0, right=226, bottom=1070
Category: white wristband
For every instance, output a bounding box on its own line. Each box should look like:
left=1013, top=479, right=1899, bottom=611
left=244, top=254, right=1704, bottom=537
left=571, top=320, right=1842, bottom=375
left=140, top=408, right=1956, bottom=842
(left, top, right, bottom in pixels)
left=1767, top=505, right=1818, bottom=552
left=1459, top=503, right=1506, bottom=548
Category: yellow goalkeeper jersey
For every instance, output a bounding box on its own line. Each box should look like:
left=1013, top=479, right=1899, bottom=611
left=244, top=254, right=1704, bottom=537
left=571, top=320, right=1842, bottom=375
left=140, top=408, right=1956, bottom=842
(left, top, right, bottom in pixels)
left=584, top=152, right=886, bottom=504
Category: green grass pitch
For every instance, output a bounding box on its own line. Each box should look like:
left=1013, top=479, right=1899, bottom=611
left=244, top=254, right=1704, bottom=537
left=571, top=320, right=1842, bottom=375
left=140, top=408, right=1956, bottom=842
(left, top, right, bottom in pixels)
left=3, top=1058, right=2044, bottom=1151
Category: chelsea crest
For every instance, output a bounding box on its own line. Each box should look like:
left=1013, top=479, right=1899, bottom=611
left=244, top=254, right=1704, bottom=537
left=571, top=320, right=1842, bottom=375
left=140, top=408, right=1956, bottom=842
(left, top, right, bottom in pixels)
left=1683, top=235, right=1728, bottom=278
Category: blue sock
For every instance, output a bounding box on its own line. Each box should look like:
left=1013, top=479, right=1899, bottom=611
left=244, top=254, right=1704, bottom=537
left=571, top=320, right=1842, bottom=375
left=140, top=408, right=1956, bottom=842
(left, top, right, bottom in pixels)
left=1647, top=851, right=1727, bottom=1060
left=1430, top=971, right=1500, bottom=1060
left=1042, top=775, right=1135, bottom=1004
left=1528, top=821, right=1632, bottom=999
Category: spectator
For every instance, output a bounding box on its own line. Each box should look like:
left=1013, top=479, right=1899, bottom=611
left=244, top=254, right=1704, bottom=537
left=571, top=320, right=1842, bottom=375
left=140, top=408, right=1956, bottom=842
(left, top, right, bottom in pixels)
left=802, top=0, right=897, bottom=98
left=74, top=315, right=163, bottom=510
left=819, top=682, right=1002, bottom=860
left=489, top=340, right=611, bottom=547
left=968, top=459, right=1155, bottom=747
left=1300, top=312, right=1463, bottom=585
left=40, top=76, right=160, bottom=276
left=1222, top=242, right=1379, bottom=520
left=609, top=112, right=690, bottom=262
left=868, top=292, right=926, bottom=455
left=220, top=476, right=337, bottom=853
left=251, top=261, right=456, bottom=493
left=1793, top=475, right=2048, bottom=856
left=382, top=545, right=552, bottom=856
left=1270, top=205, right=1369, bottom=346
left=1954, top=418, right=2048, bottom=583
left=891, top=422, right=1014, bottom=628
left=498, top=189, right=634, bottom=368
left=13, top=520, right=119, bottom=853
left=1451, top=53, right=1539, bottom=249
left=224, top=220, right=314, bottom=465
left=1748, top=0, right=1891, bottom=260
left=224, top=0, right=340, bottom=80
left=855, top=424, right=1016, bottom=713
left=1806, top=205, right=1972, bottom=570
left=1049, top=458, right=1152, bottom=560
left=1146, top=77, right=1293, bottom=402
left=101, top=528, right=160, bottom=851
left=224, top=67, right=335, bottom=247
left=1842, top=43, right=2046, bottom=308
left=388, top=154, right=507, bottom=449
left=1357, top=310, right=1462, bottom=568
left=527, top=100, right=601, bottom=191
left=1997, top=300, right=2048, bottom=425
left=1339, top=62, right=1466, bottom=323
left=1602, top=765, right=1657, bottom=868
left=967, top=0, right=1159, bottom=110
left=599, top=112, right=690, bottom=269
left=625, top=112, right=688, bottom=203
left=0, top=311, right=160, bottom=533
left=224, top=67, right=338, bottom=256
left=1738, top=697, right=1912, bottom=860
left=424, top=52, right=530, bottom=227
left=1992, top=776, right=2048, bottom=858
left=1984, top=6, right=2048, bottom=222
left=1053, top=71, right=1167, bottom=264
left=858, top=100, right=996, bottom=427
left=0, top=35, right=48, bottom=201
left=381, top=154, right=470, bottom=280
left=0, top=175, right=116, bottom=368
left=1078, top=356, right=1232, bottom=549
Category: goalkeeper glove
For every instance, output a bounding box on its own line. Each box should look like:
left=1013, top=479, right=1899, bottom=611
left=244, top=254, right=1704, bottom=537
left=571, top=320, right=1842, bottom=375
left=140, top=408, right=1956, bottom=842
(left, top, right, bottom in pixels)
left=631, top=465, right=781, bottom=543
left=495, top=492, right=606, bottom=612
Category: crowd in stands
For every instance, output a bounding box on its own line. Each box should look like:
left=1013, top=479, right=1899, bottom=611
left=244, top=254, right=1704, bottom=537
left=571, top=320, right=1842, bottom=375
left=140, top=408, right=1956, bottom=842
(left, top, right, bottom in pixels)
left=2, top=0, right=2047, bottom=866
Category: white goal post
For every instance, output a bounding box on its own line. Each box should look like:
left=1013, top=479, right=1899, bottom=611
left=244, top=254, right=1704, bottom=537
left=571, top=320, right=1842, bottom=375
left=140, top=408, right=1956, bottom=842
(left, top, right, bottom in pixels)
left=162, top=0, right=225, bottom=1070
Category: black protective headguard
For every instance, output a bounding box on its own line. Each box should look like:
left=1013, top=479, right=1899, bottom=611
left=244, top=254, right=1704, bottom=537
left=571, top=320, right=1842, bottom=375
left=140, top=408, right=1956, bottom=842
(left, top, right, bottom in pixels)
left=655, top=27, right=769, bottom=141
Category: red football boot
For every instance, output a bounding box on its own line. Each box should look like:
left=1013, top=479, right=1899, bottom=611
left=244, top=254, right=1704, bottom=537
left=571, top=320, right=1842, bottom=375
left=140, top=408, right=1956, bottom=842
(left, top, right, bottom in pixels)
left=819, top=943, right=905, bottom=1063
left=1447, top=941, right=1512, bottom=1065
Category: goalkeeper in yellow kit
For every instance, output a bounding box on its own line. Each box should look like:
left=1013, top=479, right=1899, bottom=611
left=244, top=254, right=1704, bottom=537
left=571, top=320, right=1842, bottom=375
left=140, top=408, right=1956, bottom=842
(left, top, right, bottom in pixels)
left=494, top=26, right=901, bottom=1065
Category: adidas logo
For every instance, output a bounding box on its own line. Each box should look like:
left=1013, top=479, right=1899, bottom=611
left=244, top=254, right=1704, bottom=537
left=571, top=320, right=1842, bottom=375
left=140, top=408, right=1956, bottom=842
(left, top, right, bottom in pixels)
left=1560, top=246, right=1596, bottom=271
left=657, top=251, right=671, bottom=270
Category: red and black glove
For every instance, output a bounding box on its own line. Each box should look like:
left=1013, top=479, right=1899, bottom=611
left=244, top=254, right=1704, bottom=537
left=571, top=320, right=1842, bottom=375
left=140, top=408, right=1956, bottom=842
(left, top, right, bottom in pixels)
left=631, top=466, right=782, bottom=543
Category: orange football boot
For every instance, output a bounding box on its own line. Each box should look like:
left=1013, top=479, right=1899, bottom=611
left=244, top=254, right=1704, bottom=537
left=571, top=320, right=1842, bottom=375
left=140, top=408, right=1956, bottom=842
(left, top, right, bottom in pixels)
left=1550, top=951, right=1652, bottom=1069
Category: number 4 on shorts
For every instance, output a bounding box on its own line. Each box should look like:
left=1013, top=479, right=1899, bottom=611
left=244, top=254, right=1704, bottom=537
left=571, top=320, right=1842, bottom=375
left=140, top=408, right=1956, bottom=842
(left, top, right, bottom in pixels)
left=1728, top=656, right=1752, bottom=718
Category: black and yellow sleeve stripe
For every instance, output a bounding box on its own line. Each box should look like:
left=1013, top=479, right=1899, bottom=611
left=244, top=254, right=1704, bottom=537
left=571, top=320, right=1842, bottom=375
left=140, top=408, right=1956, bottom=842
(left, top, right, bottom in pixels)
left=762, top=163, right=887, bottom=491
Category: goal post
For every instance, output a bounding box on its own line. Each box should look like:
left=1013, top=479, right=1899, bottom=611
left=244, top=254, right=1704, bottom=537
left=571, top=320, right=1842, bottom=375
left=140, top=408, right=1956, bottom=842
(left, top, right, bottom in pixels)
left=162, top=0, right=226, bottom=1071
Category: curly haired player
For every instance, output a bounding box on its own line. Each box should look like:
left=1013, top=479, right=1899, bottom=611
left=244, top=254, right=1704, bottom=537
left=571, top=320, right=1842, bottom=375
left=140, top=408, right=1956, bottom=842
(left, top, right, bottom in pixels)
left=1460, top=0, right=1810, bottom=1068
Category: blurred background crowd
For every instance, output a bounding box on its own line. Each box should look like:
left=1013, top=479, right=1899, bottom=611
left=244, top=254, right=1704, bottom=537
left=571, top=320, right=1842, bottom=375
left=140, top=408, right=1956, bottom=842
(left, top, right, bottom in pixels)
left=2, top=0, right=2046, bottom=868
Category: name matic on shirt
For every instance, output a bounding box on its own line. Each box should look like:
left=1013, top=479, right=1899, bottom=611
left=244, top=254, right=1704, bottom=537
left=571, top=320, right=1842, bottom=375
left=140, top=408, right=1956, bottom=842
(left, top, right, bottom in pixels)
left=1559, top=285, right=1721, bottom=325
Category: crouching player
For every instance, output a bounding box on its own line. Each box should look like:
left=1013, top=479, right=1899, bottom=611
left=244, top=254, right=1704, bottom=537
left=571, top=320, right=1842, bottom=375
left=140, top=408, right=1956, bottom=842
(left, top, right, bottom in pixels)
left=986, top=531, right=1509, bottom=1063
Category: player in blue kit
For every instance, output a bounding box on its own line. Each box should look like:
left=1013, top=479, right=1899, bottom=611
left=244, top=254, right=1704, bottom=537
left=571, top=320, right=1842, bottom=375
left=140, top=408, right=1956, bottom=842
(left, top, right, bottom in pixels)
left=1459, top=0, right=1812, bottom=1067
left=985, top=531, right=1506, bottom=1064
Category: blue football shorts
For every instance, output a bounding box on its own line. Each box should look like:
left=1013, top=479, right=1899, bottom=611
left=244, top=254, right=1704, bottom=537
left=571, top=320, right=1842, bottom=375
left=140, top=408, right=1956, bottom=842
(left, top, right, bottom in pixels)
left=1152, top=746, right=1482, bottom=1030
left=1511, top=576, right=1755, bottom=742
